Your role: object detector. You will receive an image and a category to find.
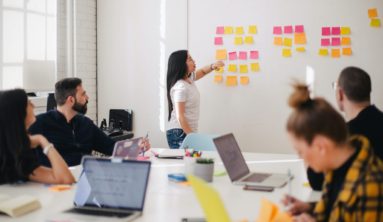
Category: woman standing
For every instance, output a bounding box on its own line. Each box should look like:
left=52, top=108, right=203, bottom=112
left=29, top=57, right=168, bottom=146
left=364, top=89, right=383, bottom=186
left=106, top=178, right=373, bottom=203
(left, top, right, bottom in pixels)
left=166, top=50, right=224, bottom=149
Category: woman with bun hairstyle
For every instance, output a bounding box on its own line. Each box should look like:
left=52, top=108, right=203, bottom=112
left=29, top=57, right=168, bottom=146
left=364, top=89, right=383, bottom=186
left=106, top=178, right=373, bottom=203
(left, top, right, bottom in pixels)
left=282, top=83, right=383, bottom=222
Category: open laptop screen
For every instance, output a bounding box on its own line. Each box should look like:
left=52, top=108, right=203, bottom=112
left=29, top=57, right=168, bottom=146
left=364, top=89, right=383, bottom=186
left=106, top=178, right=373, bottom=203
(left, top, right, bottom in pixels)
left=74, top=158, right=151, bottom=211
left=213, top=133, right=250, bottom=181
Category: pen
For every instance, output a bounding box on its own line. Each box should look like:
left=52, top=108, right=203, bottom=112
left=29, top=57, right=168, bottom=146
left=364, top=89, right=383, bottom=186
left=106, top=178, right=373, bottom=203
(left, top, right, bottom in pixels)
left=142, top=132, right=149, bottom=156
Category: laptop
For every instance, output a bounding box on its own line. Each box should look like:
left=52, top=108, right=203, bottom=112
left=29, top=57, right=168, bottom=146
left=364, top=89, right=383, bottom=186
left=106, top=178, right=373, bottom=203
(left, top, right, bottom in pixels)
left=213, top=133, right=290, bottom=188
left=112, top=137, right=143, bottom=159
left=57, top=157, right=151, bottom=222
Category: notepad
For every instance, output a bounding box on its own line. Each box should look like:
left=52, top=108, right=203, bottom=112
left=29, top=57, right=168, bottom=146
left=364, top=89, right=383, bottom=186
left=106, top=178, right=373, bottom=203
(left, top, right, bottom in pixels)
left=0, top=194, right=41, bottom=217
left=256, top=198, right=293, bottom=222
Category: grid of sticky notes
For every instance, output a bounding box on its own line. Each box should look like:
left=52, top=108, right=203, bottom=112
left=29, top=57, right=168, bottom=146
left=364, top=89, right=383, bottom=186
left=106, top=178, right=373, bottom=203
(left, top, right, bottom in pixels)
left=214, top=25, right=260, bottom=87
left=273, top=25, right=306, bottom=57
left=318, top=26, right=352, bottom=58
left=368, top=8, right=381, bottom=28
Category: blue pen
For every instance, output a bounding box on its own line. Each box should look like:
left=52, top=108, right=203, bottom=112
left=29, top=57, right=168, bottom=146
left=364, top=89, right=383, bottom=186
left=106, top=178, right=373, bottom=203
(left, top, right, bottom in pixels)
left=142, top=132, right=149, bottom=156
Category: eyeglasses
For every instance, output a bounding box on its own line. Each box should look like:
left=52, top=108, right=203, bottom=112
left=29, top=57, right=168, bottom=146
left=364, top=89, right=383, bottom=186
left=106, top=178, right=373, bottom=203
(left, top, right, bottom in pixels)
left=331, top=81, right=338, bottom=90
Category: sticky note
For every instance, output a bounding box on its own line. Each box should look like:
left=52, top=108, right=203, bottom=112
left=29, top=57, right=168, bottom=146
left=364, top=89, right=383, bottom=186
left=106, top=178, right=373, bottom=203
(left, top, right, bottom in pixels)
left=216, top=26, right=224, bottom=34
left=244, top=36, right=254, bottom=44
left=282, top=48, right=292, bottom=57
left=273, top=26, right=282, bottom=35
left=294, top=33, right=306, bottom=44
left=342, top=47, right=352, bottom=56
left=332, top=37, right=341, bottom=46
left=341, top=37, right=351, bottom=45
left=296, top=47, right=305, bottom=52
left=240, top=76, right=249, bottom=85
left=250, top=51, right=259, bottom=59
left=214, top=75, right=223, bottom=83
left=283, top=38, right=293, bottom=47
left=370, top=18, right=381, bottom=27
left=248, top=25, right=257, bottom=34
left=284, top=26, right=293, bottom=34
left=226, top=76, right=237, bottom=86
left=250, top=63, right=260, bottom=72
left=257, top=199, right=279, bottom=222
left=216, top=49, right=227, bottom=60
left=341, top=27, right=351, bottom=35
left=49, top=185, right=72, bottom=192
left=331, top=48, right=341, bottom=58
left=214, top=37, right=223, bottom=45
left=235, top=26, right=244, bottom=35
left=368, top=8, right=378, bottom=18
left=321, top=38, right=330, bottom=46
left=319, top=48, right=329, bottom=56
left=332, top=27, right=341, bottom=35
left=274, top=37, right=283, bottom=46
left=295, top=25, right=304, bottom=33
left=228, top=64, right=237, bottom=72
left=215, top=67, right=224, bottom=73
left=273, top=212, right=293, bottom=222
left=224, top=26, right=233, bottom=34
left=228, top=51, right=237, bottom=60
left=322, top=27, right=331, bottom=36
left=239, top=51, right=247, bottom=60
left=234, top=36, right=243, bottom=45
left=239, top=64, right=248, bottom=73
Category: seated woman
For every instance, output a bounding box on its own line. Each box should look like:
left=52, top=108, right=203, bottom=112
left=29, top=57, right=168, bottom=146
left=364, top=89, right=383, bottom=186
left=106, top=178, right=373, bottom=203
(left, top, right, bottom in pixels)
left=0, top=89, right=75, bottom=184
left=283, top=83, right=383, bottom=222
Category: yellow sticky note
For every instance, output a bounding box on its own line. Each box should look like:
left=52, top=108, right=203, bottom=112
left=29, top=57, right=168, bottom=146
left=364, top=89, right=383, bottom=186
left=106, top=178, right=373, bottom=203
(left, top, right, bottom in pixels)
left=239, top=64, right=248, bottom=73
left=318, top=48, right=329, bottom=56
left=250, top=63, right=260, bottom=72
left=272, top=212, right=293, bottom=222
left=331, top=48, right=341, bottom=58
left=294, top=33, right=306, bottom=45
left=370, top=18, right=381, bottom=27
left=224, top=26, right=233, bottom=34
left=257, top=199, right=279, bottom=222
left=296, top=47, right=306, bottom=52
left=216, top=49, right=227, bottom=60
left=234, top=36, right=243, bottom=45
left=228, top=64, right=237, bottom=72
left=244, top=36, right=254, bottom=44
left=341, top=27, right=351, bottom=35
left=240, top=76, right=249, bottom=85
left=214, top=75, right=223, bottom=83
left=368, top=8, right=378, bottom=18
left=235, top=26, right=244, bottom=35
left=274, top=37, right=283, bottom=46
left=49, top=185, right=72, bottom=192
left=342, top=47, right=352, bottom=56
left=341, top=37, right=351, bottom=46
left=283, top=38, right=293, bottom=47
left=282, top=48, right=292, bottom=57
left=215, top=67, right=224, bottom=73
left=248, top=25, right=257, bottom=34
left=226, top=76, right=238, bottom=86
left=187, top=175, right=231, bottom=222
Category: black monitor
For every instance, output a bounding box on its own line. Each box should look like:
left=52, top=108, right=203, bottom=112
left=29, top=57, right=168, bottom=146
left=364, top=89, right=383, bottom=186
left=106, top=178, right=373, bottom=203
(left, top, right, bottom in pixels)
left=109, top=109, right=133, bottom=131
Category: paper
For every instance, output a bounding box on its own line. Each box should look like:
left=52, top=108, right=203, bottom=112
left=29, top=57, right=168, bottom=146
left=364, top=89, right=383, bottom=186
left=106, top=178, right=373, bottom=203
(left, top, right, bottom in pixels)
left=322, top=27, right=331, bottom=36
left=216, top=49, right=227, bottom=60
left=273, top=26, right=282, bottom=35
left=228, top=51, right=237, bottom=60
left=368, top=8, right=378, bottom=18
left=239, top=65, right=248, bottom=73
left=214, top=37, right=223, bottom=45
left=273, top=212, right=293, bottom=222
left=295, top=25, right=304, bottom=33
left=274, top=37, right=283, bottom=46
left=250, top=50, right=259, bottom=59
left=234, top=36, right=243, bottom=45
left=296, top=47, right=306, bottom=52
left=331, top=37, right=341, bottom=46
left=250, top=63, right=260, bottom=72
left=228, top=64, right=237, bottom=72
left=331, top=27, right=341, bottom=35
left=248, top=25, right=257, bottom=34
left=294, top=33, right=306, bottom=44
left=216, top=26, right=224, bottom=34
left=257, top=199, right=279, bottom=222
left=235, top=26, right=244, bottom=35
left=284, top=26, right=293, bottom=34
left=341, top=27, right=351, bottom=35
left=224, top=26, right=233, bottom=34
left=342, top=47, right=352, bottom=56
left=282, top=48, right=292, bottom=57
left=214, top=75, right=223, bottom=83
left=331, top=48, right=341, bottom=58
left=240, top=76, right=249, bottom=85
left=370, top=18, right=381, bottom=27
left=318, top=48, right=329, bottom=56
left=283, top=38, right=293, bottom=47
left=215, top=67, right=224, bottom=73
left=341, top=37, right=351, bottom=45
left=244, top=36, right=254, bottom=44
left=239, top=51, right=247, bottom=60
left=321, top=38, right=330, bottom=46
left=226, top=76, right=238, bottom=86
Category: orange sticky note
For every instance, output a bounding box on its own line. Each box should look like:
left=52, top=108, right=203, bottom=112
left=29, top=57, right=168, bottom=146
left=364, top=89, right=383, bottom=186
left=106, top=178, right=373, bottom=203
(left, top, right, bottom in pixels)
left=250, top=63, right=260, bottom=72
left=331, top=48, right=341, bottom=58
left=215, top=67, right=224, bottom=73
left=240, top=76, right=249, bottom=85
left=296, top=47, right=305, bottom=52
left=226, top=76, right=237, bottom=86
left=214, top=75, right=223, bottom=83
left=294, top=33, right=306, bottom=44
left=368, top=8, right=378, bottom=18
left=228, top=64, right=237, bottom=72
left=318, top=48, right=329, bottom=56
left=341, top=37, right=351, bottom=45
left=342, top=47, right=352, bottom=56
left=244, top=36, right=254, bottom=44
left=49, top=185, right=72, bottom=192
left=283, top=38, right=293, bottom=47
left=234, top=36, right=243, bottom=45
left=224, top=26, right=233, bottom=34
left=235, top=26, right=244, bottom=35
left=274, top=37, right=283, bottom=46
left=239, top=64, right=248, bottom=73
left=282, top=48, right=292, bottom=57
left=216, top=49, right=227, bottom=60
left=341, top=27, right=351, bottom=35
left=257, top=199, right=279, bottom=222
left=248, top=25, right=257, bottom=34
left=272, top=212, right=293, bottom=222
left=370, top=18, right=381, bottom=27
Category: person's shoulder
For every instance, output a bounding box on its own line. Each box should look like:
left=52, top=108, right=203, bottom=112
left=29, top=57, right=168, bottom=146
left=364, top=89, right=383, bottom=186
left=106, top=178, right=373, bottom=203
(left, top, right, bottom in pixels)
left=75, top=114, right=97, bottom=126
left=172, top=80, right=188, bottom=90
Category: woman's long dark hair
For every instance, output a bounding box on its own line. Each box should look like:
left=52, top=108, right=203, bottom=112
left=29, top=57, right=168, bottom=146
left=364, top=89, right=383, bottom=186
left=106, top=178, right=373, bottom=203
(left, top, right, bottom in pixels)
left=166, top=50, right=188, bottom=121
left=0, top=89, right=32, bottom=183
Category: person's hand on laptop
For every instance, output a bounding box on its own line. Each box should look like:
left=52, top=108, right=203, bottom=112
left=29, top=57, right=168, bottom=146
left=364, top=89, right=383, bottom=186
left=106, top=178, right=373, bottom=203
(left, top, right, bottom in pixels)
left=281, top=194, right=313, bottom=216
left=139, top=138, right=151, bottom=153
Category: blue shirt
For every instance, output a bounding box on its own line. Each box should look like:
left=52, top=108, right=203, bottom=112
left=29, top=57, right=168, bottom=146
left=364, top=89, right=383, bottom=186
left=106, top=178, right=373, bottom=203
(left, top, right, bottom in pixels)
left=29, top=110, right=115, bottom=166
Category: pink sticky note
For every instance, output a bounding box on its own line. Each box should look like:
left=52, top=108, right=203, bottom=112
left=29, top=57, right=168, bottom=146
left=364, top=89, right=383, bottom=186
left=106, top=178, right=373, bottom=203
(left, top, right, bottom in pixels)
left=216, top=26, right=224, bottom=34
left=284, top=26, right=293, bottom=34
left=295, top=25, right=304, bottom=33
left=332, top=27, right=341, bottom=35
left=273, top=26, right=282, bottom=35
left=321, top=38, right=330, bottom=46
left=214, top=37, right=223, bottom=45
left=322, top=27, right=331, bottom=36
left=331, top=37, right=341, bottom=46
left=250, top=51, right=259, bottom=59
left=228, top=51, right=237, bottom=60
left=239, top=51, right=247, bottom=60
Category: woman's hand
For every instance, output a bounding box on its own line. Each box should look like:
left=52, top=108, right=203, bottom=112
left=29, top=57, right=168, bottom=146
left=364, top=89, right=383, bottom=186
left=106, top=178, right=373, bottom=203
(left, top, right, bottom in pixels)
left=139, top=138, right=151, bottom=152
left=212, top=61, right=225, bottom=70
left=282, top=195, right=313, bottom=215
left=293, top=213, right=316, bottom=222
left=29, top=134, right=50, bottom=149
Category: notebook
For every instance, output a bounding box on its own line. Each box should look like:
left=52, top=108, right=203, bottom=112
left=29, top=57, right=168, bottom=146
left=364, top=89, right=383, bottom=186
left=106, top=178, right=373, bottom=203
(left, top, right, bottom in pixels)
left=0, top=194, right=41, bottom=217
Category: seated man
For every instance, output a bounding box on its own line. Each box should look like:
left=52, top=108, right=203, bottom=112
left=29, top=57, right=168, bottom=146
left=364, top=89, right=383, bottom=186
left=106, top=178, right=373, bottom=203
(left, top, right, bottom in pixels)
left=29, top=78, right=150, bottom=166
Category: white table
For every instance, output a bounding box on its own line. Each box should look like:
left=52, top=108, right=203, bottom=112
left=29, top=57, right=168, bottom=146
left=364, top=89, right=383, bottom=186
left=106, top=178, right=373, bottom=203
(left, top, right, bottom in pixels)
left=0, top=149, right=319, bottom=222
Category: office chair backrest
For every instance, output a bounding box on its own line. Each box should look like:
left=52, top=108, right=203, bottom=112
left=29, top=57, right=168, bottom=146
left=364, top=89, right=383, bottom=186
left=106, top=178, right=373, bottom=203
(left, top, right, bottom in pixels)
left=179, top=133, right=218, bottom=151
left=46, top=93, right=57, bottom=111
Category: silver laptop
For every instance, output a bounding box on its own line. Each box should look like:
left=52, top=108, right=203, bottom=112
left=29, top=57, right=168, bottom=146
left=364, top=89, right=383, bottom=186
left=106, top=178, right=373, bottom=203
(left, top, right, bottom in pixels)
left=63, top=157, right=151, bottom=221
left=213, top=133, right=290, bottom=188
left=112, top=137, right=142, bottom=159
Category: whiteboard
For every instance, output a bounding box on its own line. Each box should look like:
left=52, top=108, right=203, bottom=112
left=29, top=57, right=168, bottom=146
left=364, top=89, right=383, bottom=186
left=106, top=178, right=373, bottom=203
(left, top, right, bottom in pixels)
left=188, top=0, right=383, bottom=153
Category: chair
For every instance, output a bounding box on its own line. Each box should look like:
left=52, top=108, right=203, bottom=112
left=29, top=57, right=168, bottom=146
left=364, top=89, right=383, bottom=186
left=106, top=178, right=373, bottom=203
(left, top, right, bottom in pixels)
left=179, top=133, right=219, bottom=151
left=46, top=93, right=57, bottom=111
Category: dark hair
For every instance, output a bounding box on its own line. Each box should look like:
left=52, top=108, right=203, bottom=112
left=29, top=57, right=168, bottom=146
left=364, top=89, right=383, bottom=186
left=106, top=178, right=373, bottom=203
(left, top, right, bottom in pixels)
left=0, top=89, right=33, bottom=183
left=55, top=78, right=82, bottom=106
left=287, top=83, right=348, bottom=145
left=166, top=50, right=188, bottom=121
left=338, top=67, right=371, bottom=102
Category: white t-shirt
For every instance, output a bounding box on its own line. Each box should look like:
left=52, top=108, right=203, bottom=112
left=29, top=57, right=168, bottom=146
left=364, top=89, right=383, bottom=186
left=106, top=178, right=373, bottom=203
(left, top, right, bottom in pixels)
left=168, top=74, right=200, bottom=132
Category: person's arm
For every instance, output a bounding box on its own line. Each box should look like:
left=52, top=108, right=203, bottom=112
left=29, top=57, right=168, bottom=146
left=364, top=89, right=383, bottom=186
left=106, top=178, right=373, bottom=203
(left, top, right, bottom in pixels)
left=29, top=135, right=75, bottom=184
left=93, top=124, right=116, bottom=155
left=175, top=101, right=193, bottom=134
left=195, top=61, right=224, bottom=81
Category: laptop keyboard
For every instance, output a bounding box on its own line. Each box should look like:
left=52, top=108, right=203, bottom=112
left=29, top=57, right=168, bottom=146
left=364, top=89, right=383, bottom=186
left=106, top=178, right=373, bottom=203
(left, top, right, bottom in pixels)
left=243, top=173, right=271, bottom=182
left=67, top=208, right=134, bottom=218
